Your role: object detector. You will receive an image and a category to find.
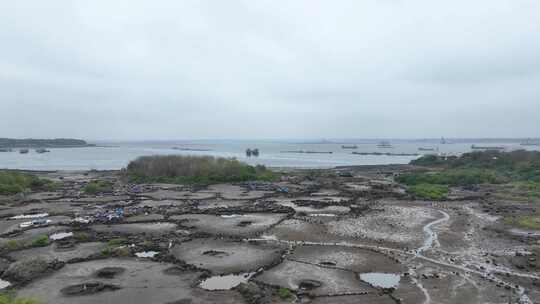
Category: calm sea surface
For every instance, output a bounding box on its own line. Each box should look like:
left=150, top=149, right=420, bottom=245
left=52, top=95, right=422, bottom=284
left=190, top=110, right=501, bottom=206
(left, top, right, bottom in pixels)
left=0, top=140, right=538, bottom=171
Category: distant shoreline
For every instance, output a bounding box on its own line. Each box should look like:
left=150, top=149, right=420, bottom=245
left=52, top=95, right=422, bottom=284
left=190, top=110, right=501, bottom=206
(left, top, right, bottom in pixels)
left=0, top=138, right=94, bottom=148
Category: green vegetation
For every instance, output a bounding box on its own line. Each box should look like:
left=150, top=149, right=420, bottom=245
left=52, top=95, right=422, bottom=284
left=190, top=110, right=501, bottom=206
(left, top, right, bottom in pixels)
left=407, top=183, right=449, bottom=200
left=0, top=293, right=40, bottom=304
left=107, top=238, right=128, bottom=247
left=396, top=169, right=501, bottom=187
left=0, top=171, right=56, bottom=195
left=410, top=150, right=540, bottom=182
left=3, top=240, right=24, bottom=251
left=31, top=235, right=49, bottom=247
left=2, top=235, right=50, bottom=251
left=397, top=151, right=540, bottom=200
left=126, top=155, right=275, bottom=185
left=101, top=238, right=131, bottom=257
left=504, top=211, right=540, bottom=230
left=83, top=180, right=113, bottom=194
left=73, top=232, right=91, bottom=242
left=277, top=287, right=292, bottom=299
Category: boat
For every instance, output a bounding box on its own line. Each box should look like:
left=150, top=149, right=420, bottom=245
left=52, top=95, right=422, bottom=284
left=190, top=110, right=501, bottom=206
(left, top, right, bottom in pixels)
left=341, top=145, right=358, bottom=149
left=471, top=145, right=505, bottom=151
left=280, top=150, right=333, bottom=154
left=36, top=148, right=50, bottom=153
left=418, top=147, right=438, bottom=151
left=246, top=148, right=260, bottom=157
left=352, top=152, right=419, bottom=156
left=376, top=141, right=393, bottom=148
left=19, top=149, right=29, bottom=154
left=440, top=137, right=448, bottom=144
left=172, top=147, right=212, bottom=151
left=520, top=138, right=540, bottom=146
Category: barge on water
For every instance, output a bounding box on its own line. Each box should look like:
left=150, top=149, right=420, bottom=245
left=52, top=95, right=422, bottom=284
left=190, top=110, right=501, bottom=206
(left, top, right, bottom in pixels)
left=471, top=145, right=505, bottom=151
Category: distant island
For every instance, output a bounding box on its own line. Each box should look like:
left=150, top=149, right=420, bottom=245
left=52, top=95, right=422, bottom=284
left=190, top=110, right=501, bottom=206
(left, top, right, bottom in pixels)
left=0, top=138, right=95, bottom=148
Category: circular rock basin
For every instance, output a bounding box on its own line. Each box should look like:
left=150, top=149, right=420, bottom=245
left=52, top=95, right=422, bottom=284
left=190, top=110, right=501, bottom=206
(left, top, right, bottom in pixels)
left=16, top=258, right=246, bottom=304
left=170, top=238, right=284, bottom=274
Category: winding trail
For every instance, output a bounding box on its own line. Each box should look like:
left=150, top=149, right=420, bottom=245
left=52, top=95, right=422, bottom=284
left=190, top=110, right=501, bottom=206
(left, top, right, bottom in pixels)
left=416, top=210, right=450, bottom=256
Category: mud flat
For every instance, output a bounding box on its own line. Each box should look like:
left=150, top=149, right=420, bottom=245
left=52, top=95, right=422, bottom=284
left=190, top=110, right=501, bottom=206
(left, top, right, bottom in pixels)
left=8, top=242, right=106, bottom=262
left=91, top=222, right=177, bottom=235
left=171, top=213, right=288, bottom=237
left=204, top=184, right=272, bottom=200
left=170, top=238, right=284, bottom=274
left=16, top=258, right=246, bottom=304
left=0, top=164, right=537, bottom=303
left=139, top=189, right=216, bottom=200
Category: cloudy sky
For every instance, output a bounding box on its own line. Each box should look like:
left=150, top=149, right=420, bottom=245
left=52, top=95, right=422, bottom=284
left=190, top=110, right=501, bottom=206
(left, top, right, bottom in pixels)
left=1, top=0, right=539, bottom=140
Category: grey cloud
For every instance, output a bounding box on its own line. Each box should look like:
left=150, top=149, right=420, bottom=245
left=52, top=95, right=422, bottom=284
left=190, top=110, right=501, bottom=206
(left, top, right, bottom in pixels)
left=1, top=0, right=539, bottom=139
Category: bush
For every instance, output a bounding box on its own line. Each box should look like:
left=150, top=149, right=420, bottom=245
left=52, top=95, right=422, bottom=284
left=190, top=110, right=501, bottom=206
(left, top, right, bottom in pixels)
left=407, top=184, right=449, bottom=200
left=126, top=155, right=275, bottom=185
left=31, top=235, right=49, bottom=247
left=3, top=240, right=24, bottom=251
left=396, top=169, right=501, bottom=187
left=73, top=232, right=91, bottom=242
left=505, top=212, right=540, bottom=230
left=0, top=171, right=56, bottom=195
left=0, top=293, right=40, bottom=304
left=277, top=287, right=292, bottom=299
left=83, top=180, right=113, bottom=194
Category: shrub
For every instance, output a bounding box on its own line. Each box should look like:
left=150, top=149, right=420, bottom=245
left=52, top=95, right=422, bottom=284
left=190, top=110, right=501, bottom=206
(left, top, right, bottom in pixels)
left=407, top=184, right=449, bottom=200
left=107, top=238, right=128, bottom=247
left=504, top=212, right=540, bottom=230
left=396, top=169, right=501, bottom=187
left=83, top=180, right=113, bottom=194
left=0, top=171, right=56, bottom=195
left=3, top=240, right=24, bottom=251
left=277, top=287, right=292, bottom=299
left=0, top=293, right=40, bottom=304
left=73, top=232, right=91, bottom=242
left=126, top=155, right=275, bottom=185
left=31, top=235, right=49, bottom=247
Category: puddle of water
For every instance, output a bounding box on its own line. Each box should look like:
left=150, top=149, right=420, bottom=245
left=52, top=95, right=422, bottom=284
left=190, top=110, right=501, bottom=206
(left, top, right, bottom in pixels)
left=199, top=272, right=254, bottom=290
left=10, top=213, right=49, bottom=220
left=50, top=232, right=74, bottom=240
left=359, top=273, right=400, bottom=288
left=0, top=279, right=11, bottom=289
left=220, top=214, right=242, bottom=218
left=135, top=251, right=159, bottom=258
left=19, top=219, right=51, bottom=228
left=309, top=213, right=337, bottom=217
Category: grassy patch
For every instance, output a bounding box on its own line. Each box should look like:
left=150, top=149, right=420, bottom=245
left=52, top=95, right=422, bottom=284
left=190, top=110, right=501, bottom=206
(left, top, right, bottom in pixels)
left=126, top=155, right=275, bottom=185
left=407, top=184, right=449, bottom=200
left=277, top=287, right=292, bottom=299
left=396, top=169, right=502, bottom=187
left=107, top=238, right=128, bottom=247
left=31, top=235, right=49, bottom=247
left=0, top=293, right=40, bottom=304
left=73, top=232, right=91, bottom=242
left=505, top=212, right=540, bottom=230
left=411, top=150, right=540, bottom=182
left=0, top=171, right=56, bottom=195
left=83, top=180, right=113, bottom=194
left=3, top=240, right=25, bottom=251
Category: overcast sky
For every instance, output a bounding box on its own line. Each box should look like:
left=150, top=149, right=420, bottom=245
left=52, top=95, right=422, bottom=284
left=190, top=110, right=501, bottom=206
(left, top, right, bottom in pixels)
left=1, top=1, right=539, bottom=140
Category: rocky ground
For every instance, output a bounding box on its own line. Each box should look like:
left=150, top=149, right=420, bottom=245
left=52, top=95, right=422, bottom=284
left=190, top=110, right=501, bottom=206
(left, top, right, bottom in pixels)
left=0, top=166, right=538, bottom=304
